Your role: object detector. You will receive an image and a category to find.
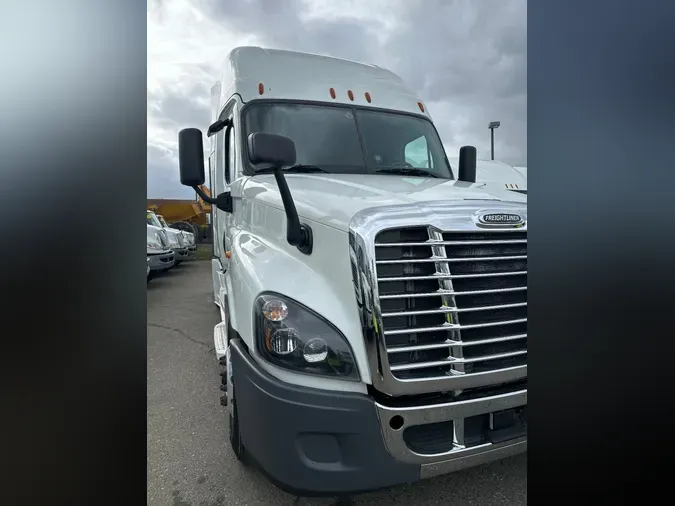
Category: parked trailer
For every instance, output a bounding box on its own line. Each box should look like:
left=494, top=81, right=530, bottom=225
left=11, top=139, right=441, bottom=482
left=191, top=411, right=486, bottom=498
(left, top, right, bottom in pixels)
left=175, top=46, right=527, bottom=496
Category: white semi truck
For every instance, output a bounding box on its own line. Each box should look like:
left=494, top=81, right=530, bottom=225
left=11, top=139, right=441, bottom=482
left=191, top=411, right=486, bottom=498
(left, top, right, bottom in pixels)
left=177, top=46, right=527, bottom=496
left=157, top=213, right=198, bottom=259
left=147, top=223, right=175, bottom=274
left=146, top=210, right=191, bottom=264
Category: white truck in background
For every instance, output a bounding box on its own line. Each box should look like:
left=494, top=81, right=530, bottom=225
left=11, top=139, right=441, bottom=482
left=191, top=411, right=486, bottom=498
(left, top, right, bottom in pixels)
left=146, top=210, right=191, bottom=264
left=513, top=166, right=527, bottom=180
left=147, top=222, right=175, bottom=275
left=176, top=46, right=527, bottom=496
left=157, top=213, right=198, bottom=259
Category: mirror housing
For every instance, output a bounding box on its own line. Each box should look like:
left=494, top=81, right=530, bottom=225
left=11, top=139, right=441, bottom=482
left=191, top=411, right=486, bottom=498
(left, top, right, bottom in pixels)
left=178, top=128, right=206, bottom=186
left=247, top=132, right=296, bottom=169
left=458, top=145, right=477, bottom=183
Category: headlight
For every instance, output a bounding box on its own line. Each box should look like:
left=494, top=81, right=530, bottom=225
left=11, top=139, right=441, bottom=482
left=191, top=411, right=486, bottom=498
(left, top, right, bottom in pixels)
left=255, top=294, right=359, bottom=380
left=147, top=240, right=162, bottom=250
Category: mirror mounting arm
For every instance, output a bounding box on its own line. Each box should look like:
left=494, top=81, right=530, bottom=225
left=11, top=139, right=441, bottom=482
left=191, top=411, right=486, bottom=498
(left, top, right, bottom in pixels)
left=272, top=167, right=313, bottom=255
left=193, top=185, right=232, bottom=213
left=207, top=118, right=231, bottom=138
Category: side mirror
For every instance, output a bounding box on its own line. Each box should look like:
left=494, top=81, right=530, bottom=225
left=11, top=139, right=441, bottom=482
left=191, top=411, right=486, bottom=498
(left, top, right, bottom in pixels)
left=246, top=132, right=312, bottom=254
left=247, top=132, right=296, bottom=169
left=178, top=128, right=205, bottom=186
left=458, top=145, right=477, bottom=183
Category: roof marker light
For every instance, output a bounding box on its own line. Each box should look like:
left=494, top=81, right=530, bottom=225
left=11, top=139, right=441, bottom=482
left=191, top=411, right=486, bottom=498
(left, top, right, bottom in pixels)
left=258, top=82, right=264, bottom=95
left=365, top=92, right=372, bottom=103
left=329, top=87, right=336, bottom=99
left=347, top=90, right=354, bottom=101
left=417, top=101, right=425, bottom=112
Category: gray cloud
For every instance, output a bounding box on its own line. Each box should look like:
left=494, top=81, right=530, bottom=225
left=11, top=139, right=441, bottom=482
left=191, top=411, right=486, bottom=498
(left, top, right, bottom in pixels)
left=149, top=86, right=210, bottom=131
left=148, top=0, right=526, bottom=197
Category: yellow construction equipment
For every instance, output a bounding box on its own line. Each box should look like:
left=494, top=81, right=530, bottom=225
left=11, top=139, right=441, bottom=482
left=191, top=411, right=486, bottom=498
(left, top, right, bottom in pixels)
left=147, top=185, right=212, bottom=242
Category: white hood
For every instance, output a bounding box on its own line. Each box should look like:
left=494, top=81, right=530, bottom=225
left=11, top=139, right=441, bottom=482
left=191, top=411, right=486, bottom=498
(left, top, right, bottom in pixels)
left=241, top=173, right=526, bottom=231
left=448, top=158, right=526, bottom=190
left=147, top=224, right=170, bottom=252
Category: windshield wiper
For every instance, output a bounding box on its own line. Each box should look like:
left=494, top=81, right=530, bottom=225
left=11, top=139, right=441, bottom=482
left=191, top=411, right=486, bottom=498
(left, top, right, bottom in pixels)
left=256, top=164, right=328, bottom=174
left=376, top=167, right=439, bottom=178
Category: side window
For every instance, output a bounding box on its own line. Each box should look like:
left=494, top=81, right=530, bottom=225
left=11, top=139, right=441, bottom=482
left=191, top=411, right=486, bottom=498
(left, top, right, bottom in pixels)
left=216, top=130, right=225, bottom=188
left=225, top=120, right=235, bottom=184
left=405, top=135, right=431, bottom=169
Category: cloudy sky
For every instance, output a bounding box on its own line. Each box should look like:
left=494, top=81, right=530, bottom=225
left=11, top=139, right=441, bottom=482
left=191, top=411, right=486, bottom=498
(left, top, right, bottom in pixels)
left=148, top=0, right=526, bottom=198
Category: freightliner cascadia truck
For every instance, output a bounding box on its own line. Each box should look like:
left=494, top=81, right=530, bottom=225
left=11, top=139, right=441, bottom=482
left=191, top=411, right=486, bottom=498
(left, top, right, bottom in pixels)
left=176, top=46, right=527, bottom=496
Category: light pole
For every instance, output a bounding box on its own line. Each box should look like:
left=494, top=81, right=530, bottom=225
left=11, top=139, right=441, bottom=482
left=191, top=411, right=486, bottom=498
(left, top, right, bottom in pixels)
left=488, top=121, right=500, bottom=160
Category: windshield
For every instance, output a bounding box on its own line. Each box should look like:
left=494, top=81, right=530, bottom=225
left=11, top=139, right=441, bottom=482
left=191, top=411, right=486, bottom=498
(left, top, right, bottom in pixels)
left=243, top=102, right=453, bottom=178
left=147, top=212, right=161, bottom=228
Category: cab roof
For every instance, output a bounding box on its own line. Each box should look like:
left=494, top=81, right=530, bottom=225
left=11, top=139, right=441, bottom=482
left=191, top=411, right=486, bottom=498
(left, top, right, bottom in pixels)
left=214, top=46, right=431, bottom=120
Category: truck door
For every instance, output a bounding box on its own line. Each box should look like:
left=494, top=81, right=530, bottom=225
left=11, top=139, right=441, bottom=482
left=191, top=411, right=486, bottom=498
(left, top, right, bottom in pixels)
left=213, top=100, right=239, bottom=272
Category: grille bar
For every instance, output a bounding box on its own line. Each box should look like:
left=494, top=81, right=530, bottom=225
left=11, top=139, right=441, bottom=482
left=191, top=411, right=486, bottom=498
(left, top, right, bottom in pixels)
left=387, top=333, right=527, bottom=353
left=377, top=255, right=527, bottom=264
left=382, top=302, right=527, bottom=318
left=376, top=239, right=527, bottom=247
left=390, top=350, right=528, bottom=371
left=379, top=286, right=527, bottom=299
left=384, top=318, right=527, bottom=335
left=379, top=271, right=527, bottom=282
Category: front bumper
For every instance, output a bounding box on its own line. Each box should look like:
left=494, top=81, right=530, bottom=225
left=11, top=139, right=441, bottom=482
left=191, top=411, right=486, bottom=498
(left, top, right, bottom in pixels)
left=147, top=251, right=175, bottom=271
left=230, top=339, right=526, bottom=497
left=173, top=247, right=193, bottom=261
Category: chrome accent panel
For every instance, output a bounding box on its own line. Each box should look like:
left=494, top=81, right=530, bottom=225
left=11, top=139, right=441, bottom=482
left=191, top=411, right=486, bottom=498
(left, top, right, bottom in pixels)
left=420, top=438, right=527, bottom=478
left=349, top=200, right=527, bottom=397
left=375, top=389, right=527, bottom=464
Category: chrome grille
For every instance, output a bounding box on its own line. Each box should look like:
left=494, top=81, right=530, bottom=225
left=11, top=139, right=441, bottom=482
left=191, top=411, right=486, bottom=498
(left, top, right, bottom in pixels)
left=374, top=226, right=527, bottom=384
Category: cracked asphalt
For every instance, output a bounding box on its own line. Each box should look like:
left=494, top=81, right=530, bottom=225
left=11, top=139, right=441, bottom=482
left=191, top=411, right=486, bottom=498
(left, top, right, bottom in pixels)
left=147, top=261, right=527, bottom=506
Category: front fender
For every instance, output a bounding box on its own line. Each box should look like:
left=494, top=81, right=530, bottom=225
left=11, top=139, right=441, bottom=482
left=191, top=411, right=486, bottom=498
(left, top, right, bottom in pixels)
left=227, top=213, right=371, bottom=386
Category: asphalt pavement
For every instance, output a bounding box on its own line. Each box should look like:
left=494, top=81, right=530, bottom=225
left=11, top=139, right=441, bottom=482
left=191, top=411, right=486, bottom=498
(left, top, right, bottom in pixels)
left=147, top=261, right=527, bottom=506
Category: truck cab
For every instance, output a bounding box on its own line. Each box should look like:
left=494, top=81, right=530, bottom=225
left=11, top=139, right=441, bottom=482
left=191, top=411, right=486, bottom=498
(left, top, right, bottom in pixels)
left=147, top=222, right=175, bottom=274
left=146, top=210, right=190, bottom=264
left=176, top=46, right=527, bottom=496
left=157, top=213, right=197, bottom=259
